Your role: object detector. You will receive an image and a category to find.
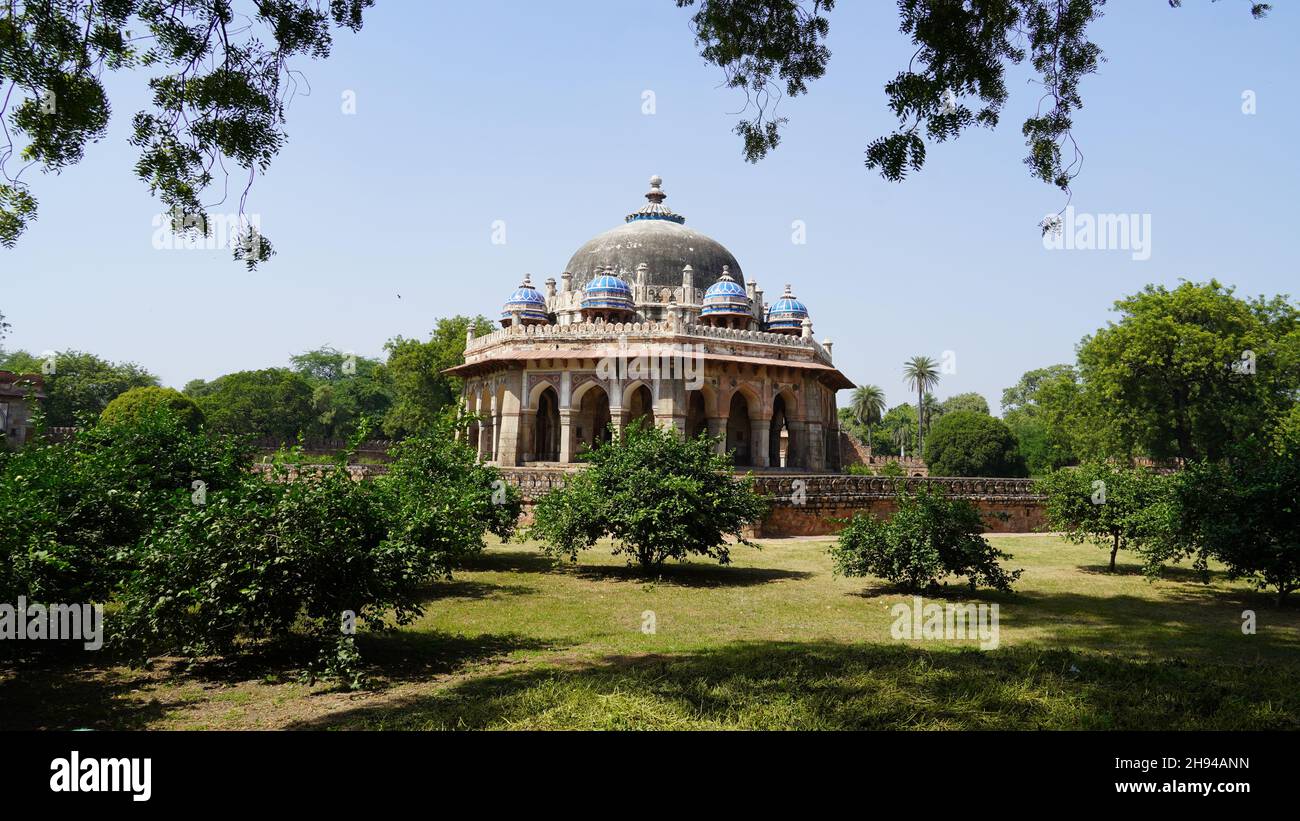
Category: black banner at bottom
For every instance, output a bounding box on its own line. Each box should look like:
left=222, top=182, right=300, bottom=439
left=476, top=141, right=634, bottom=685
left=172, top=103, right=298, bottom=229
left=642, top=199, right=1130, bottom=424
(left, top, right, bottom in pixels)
left=1, top=730, right=1286, bottom=808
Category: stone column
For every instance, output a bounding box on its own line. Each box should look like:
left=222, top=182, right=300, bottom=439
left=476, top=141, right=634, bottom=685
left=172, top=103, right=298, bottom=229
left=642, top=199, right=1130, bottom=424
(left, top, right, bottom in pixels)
left=478, top=417, right=494, bottom=462
left=559, top=409, right=576, bottom=463
left=493, top=371, right=525, bottom=467
left=751, top=416, right=772, bottom=468
left=706, top=417, right=727, bottom=456
left=806, top=421, right=825, bottom=471
left=786, top=419, right=809, bottom=470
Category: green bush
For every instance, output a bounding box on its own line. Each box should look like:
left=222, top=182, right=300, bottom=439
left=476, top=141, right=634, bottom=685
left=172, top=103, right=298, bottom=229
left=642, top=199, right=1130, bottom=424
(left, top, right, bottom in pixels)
left=0, top=407, right=250, bottom=604
left=1037, top=463, right=1168, bottom=573
left=101, top=386, right=204, bottom=431
left=116, top=413, right=515, bottom=679
left=118, top=469, right=418, bottom=661
left=830, top=485, right=1021, bottom=592
left=1160, top=444, right=1299, bottom=605
left=924, top=411, right=1027, bottom=477
left=531, top=421, right=769, bottom=569
left=378, top=416, right=521, bottom=574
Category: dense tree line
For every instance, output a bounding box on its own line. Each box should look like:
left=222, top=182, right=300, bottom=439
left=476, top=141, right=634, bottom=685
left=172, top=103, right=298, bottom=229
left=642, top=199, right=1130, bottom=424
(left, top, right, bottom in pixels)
left=840, top=281, right=1300, bottom=479
left=0, top=315, right=494, bottom=443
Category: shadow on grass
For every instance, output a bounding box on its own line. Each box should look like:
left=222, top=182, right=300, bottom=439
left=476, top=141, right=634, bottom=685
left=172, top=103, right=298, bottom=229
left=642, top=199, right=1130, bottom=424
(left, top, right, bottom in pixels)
left=846, top=582, right=1019, bottom=605
left=844, top=580, right=1298, bottom=659
left=565, top=561, right=812, bottom=588
left=460, top=548, right=560, bottom=574
left=467, top=546, right=810, bottom=589
left=0, top=656, right=174, bottom=731
left=1076, top=562, right=1225, bottom=583
left=420, top=578, right=539, bottom=601
left=283, top=641, right=1300, bottom=731
left=1003, top=586, right=1300, bottom=659
left=0, top=630, right=554, bottom=730
left=356, top=631, right=555, bottom=685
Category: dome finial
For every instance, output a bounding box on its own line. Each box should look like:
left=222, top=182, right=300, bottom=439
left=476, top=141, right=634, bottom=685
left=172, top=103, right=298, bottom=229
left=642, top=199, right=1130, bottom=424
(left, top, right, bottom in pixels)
left=645, top=175, right=666, bottom=204
left=627, top=175, right=683, bottom=223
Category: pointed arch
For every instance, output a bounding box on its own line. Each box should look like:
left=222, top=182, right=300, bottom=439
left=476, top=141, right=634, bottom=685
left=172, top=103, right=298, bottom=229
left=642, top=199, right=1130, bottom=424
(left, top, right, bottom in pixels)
left=624, top=381, right=655, bottom=430
left=726, top=390, right=753, bottom=467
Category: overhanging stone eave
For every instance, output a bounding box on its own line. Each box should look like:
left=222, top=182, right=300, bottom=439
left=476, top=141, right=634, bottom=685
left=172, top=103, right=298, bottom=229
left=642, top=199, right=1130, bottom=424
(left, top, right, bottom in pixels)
left=445, top=346, right=852, bottom=388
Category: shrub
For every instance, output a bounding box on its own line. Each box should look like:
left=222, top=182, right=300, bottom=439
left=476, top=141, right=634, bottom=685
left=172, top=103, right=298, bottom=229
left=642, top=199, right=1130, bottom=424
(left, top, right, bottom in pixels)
left=924, top=411, right=1028, bottom=477
left=830, top=485, right=1021, bottom=592
left=1037, top=463, right=1167, bottom=572
left=0, top=407, right=250, bottom=604
left=531, top=421, right=769, bottom=569
left=117, top=413, right=515, bottom=678
left=118, top=469, right=419, bottom=661
left=1162, top=445, right=1299, bottom=605
left=101, top=386, right=204, bottom=431
left=377, top=415, right=521, bottom=574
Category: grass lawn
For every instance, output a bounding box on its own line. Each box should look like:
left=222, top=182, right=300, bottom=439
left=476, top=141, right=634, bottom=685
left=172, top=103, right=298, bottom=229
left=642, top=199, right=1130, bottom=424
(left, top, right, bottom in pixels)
left=3, top=534, right=1299, bottom=730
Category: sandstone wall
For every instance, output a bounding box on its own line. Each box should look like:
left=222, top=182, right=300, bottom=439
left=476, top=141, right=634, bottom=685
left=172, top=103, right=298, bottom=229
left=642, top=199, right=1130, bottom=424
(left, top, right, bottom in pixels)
left=745, top=475, right=1046, bottom=536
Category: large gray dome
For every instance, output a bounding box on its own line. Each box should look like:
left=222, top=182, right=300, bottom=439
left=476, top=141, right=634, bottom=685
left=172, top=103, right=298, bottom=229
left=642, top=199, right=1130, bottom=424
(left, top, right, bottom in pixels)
left=563, top=176, right=744, bottom=293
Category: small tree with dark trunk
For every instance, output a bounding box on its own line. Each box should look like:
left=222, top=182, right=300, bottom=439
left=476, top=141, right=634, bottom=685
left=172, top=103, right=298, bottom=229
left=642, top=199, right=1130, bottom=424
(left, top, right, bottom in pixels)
left=530, top=421, right=768, bottom=569
left=1038, top=462, right=1165, bottom=572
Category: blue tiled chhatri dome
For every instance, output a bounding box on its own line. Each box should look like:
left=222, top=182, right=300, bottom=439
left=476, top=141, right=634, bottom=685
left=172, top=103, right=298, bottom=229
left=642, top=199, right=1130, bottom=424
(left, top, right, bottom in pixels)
left=500, top=273, right=549, bottom=326
left=581, top=267, right=635, bottom=318
left=765, top=284, right=810, bottom=335
left=699, top=266, right=752, bottom=326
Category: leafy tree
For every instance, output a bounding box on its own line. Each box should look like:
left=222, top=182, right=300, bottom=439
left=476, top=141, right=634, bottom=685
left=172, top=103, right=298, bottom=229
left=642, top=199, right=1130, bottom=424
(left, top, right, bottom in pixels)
left=0, top=1, right=374, bottom=262
left=877, top=403, right=918, bottom=457
left=1075, top=281, right=1300, bottom=461
left=939, top=392, right=990, bottom=416
left=4, top=349, right=158, bottom=426
left=0, top=309, right=9, bottom=351
left=0, top=406, right=251, bottom=605
left=383, top=315, right=494, bottom=437
left=830, top=484, right=1021, bottom=592
left=379, top=414, right=522, bottom=574
left=118, top=468, right=411, bottom=668
left=848, top=384, right=886, bottom=454
left=924, top=411, right=1027, bottom=478
left=1037, top=463, right=1167, bottom=572
left=186, top=368, right=315, bottom=441
left=101, top=386, right=203, bottom=432
left=680, top=0, right=1268, bottom=209
left=1002, top=364, right=1076, bottom=414
left=1001, top=364, right=1080, bottom=473
left=0, top=349, right=40, bottom=373
left=1155, top=442, right=1299, bottom=606
left=903, top=355, right=940, bottom=454
left=290, top=346, right=391, bottom=439
left=531, top=421, right=769, bottom=569
left=117, top=411, right=514, bottom=678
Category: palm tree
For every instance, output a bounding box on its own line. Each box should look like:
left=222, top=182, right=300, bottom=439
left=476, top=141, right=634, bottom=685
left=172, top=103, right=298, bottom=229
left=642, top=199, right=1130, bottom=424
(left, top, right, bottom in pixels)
left=848, top=385, right=886, bottom=455
left=890, top=422, right=911, bottom=457
left=903, top=356, right=941, bottom=455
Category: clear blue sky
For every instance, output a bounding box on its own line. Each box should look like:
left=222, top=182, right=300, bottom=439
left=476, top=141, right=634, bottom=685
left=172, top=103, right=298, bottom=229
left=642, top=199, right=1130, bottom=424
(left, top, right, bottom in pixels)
left=3, top=1, right=1296, bottom=412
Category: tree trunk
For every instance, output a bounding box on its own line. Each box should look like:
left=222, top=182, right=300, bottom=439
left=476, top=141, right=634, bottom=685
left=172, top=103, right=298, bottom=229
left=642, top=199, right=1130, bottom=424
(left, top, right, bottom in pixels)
left=1109, top=534, right=1120, bottom=572
left=916, top=388, right=924, bottom=455
left=866, top=423, right=873, bottom=457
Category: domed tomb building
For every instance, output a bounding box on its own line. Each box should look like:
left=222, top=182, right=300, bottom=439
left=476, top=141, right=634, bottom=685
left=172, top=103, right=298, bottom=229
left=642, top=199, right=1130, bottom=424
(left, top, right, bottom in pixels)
left=447, top=176, right=852, bottom=471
